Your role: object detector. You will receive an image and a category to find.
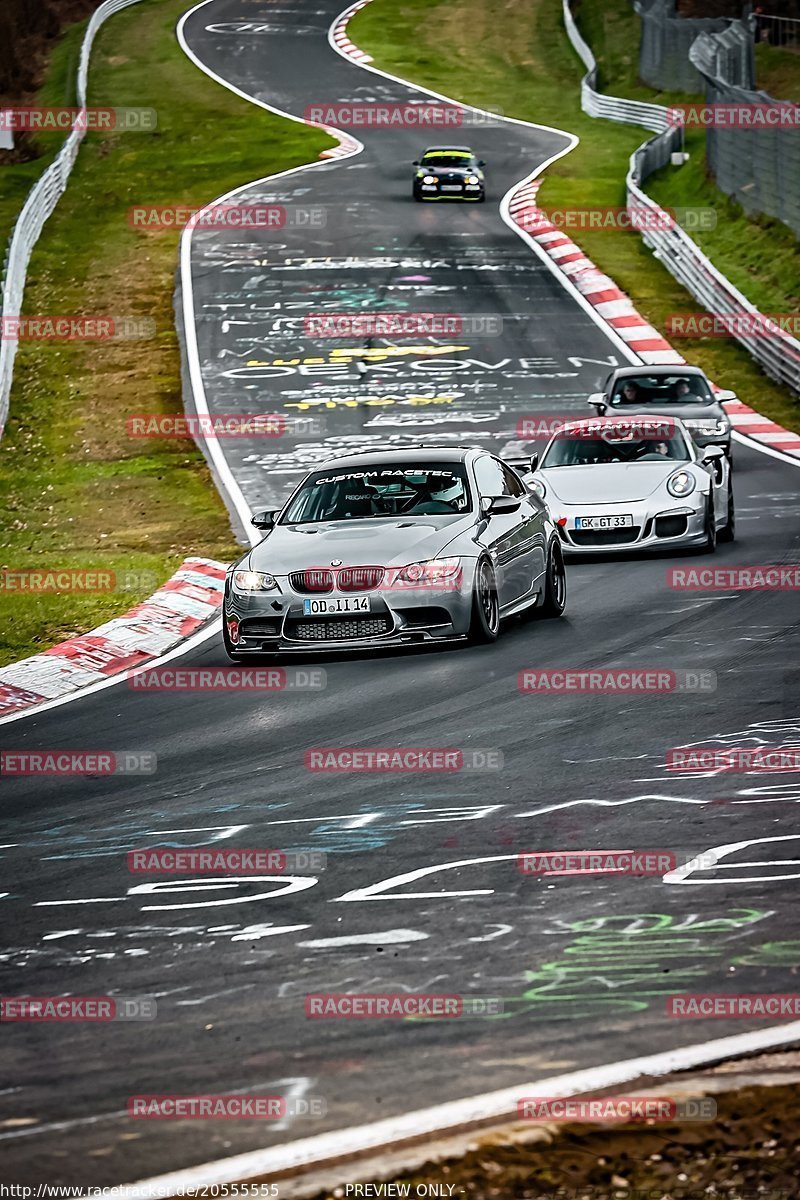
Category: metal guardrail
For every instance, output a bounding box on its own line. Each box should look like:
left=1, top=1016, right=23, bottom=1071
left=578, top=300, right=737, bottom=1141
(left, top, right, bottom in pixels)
left=0, top=0, right=145, bottom=439
left=562, top=0, right=800, bottom=396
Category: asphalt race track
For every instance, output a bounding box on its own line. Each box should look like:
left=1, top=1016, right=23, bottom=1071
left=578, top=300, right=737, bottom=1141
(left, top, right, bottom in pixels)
left=1, top=0, right=799, bottom=1185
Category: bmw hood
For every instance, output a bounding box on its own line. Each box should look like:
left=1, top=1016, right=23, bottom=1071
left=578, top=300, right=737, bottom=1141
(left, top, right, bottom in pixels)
left=608, top=402, right=722, bottom=422
left=538, top=463, right=679, bottom=504
left=425, top=166, right=476, bottom=179
left=246, top=514, right=476, bottom=573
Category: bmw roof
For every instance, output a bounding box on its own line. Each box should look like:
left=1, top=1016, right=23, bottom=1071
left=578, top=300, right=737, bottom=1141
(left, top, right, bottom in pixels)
left=606, top=364, right=709, bottom=380
left=309, top=446, right=481, bottom=472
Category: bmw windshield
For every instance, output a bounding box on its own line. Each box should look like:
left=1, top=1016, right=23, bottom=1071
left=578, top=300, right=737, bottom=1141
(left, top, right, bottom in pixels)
left=281, top=464, right=472, bottom=523
left=422, top=155, right=473, bottom=168
left=609, top=374, right=712, bottom=406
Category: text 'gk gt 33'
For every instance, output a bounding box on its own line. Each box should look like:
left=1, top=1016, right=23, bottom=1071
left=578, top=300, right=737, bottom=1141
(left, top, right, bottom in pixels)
left=224, top=447, right=566, bottom=657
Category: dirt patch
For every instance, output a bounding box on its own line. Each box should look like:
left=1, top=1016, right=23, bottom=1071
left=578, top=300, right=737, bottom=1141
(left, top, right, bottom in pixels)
left=309, top=1058, right=800, bottom=1199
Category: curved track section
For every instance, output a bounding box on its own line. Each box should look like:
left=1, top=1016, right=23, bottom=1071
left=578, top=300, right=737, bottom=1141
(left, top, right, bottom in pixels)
left=1, top=0, right=799, bottom=1185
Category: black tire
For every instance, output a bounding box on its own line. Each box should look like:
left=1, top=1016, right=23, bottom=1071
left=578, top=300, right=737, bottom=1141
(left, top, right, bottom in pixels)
left=468, top=557, right=500, bottom=644
left=725, top=444, right=734, bottom=467
left=412, top=187, right=422, bottom=202
left=699, top=494, right=717, bottom=554
left=718, top=478, right=736, bottom=543
left=537, top=538, right=567, bottom=618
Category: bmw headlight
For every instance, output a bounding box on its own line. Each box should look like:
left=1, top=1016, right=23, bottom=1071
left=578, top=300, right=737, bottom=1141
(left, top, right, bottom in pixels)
left=232, top=570, right=277, bottom=592
left=423, top=175, right=437, bottom=185
left=666, top=469, right=696, bottom=498
left=684, top=419, right=721, bottom=433
left=465, top=175, right=479, bottom=185
left=391, top=558, right=462, bottom=588
left=528, top=478, right=547, bottom=499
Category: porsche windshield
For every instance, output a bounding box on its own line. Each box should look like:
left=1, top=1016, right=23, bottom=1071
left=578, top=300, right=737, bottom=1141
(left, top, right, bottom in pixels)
left=282, top=463, right=472, bottom=523
left=542, top=433, right=690, bottom=467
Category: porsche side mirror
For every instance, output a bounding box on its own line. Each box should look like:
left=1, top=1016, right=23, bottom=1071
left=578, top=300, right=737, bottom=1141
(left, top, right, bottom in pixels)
left=588, top=393, right=607, bottom=414
left=484, top=495, right=521, bottom=516
left=529, top=452, right=539, bottom=472
left=702, top=446, right=724, bottom=464
left=251, top=510, right=276, bottom=530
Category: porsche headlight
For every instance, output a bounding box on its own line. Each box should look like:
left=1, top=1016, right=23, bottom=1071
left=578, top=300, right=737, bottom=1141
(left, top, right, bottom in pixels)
left=666, top=470, right=696, bottom=498
left=528, top=478, right=547, bottom=499
left=423, top=175, right=437, bottom=185
left=232, top=570, right=278, bottom=592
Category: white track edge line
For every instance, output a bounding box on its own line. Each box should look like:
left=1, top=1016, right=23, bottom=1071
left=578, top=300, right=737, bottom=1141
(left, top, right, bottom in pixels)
left=0, top=617, right=223, bottom=727
left=124, top=5, right=800, bottom=1192
left=131, top=1018, right=800, bottom=1193
left=329, top=0, right=799, bottom=463
left=5, top=0, right=797, bottom=727
left=0, top=1, right=367, bottom=729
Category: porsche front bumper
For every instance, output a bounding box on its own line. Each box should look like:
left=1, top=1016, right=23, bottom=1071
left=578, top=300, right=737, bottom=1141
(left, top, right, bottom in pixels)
left=553, top=495, right=710, bottom=555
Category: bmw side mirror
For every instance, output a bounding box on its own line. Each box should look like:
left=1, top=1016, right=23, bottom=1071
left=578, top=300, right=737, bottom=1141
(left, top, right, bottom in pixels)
left=485, top=495, right=521, bottom=516
left=412, top=160, right=420, bottom=166
left=251, top=510, right=276, bottom=530
left=529, top=452, right=539, bottom=472
left=715, top=388, right=738, bottom=403
left=478, top=159, right=486, bottom=167
left=588, top=393, right=607, bottom=414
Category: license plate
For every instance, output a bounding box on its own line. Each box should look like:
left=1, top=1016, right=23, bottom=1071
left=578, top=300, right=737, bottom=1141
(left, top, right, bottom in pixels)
left=302, top=596, right=371, bottom=615
left=574, top=514, right=634, bottom=530
left=441, top=185, right=462, bottom=192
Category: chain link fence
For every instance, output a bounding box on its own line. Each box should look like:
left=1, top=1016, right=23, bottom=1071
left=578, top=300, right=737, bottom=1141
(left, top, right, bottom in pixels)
left=634, top=0, right=745, bottom=94
left=0, top=0, right=145, bottom=441
left=689, top=25, right=800, bottom=236
left=563, top=0, right=800, bottom=396
left=753, top=13, right=800, bottom=48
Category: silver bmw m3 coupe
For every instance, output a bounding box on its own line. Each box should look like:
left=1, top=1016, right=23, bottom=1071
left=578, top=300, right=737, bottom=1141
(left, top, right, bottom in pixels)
left=223, top=446, right=566, bottom=657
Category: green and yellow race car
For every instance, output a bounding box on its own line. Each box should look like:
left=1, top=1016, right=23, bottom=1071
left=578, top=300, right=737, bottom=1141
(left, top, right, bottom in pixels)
left=412, top=146, right=486, bottom=202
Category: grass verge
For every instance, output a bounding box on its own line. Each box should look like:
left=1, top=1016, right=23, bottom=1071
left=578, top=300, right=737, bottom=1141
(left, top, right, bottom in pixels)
left=0, top=0, right=333, bottom=667
left=349, top=0, right=800, bottom=432
left=575, top=0, right=799, bottom=322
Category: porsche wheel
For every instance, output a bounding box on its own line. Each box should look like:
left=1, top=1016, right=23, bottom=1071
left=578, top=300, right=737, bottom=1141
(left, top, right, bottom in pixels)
left=699, top=495, right=717, bottom=554
left=718, top=478, right=736, bottom=543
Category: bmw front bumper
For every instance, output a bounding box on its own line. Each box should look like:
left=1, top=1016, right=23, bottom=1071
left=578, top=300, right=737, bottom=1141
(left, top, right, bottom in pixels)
left=681, top=427, right=731, bottom=454
left=416, top=183, right=484, bottom=201
left=224, top=576, right=476, bottom=654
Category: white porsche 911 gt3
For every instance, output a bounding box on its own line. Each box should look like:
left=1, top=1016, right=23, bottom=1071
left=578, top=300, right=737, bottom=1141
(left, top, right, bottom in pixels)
left=526, top=415, right=734, bottom=554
